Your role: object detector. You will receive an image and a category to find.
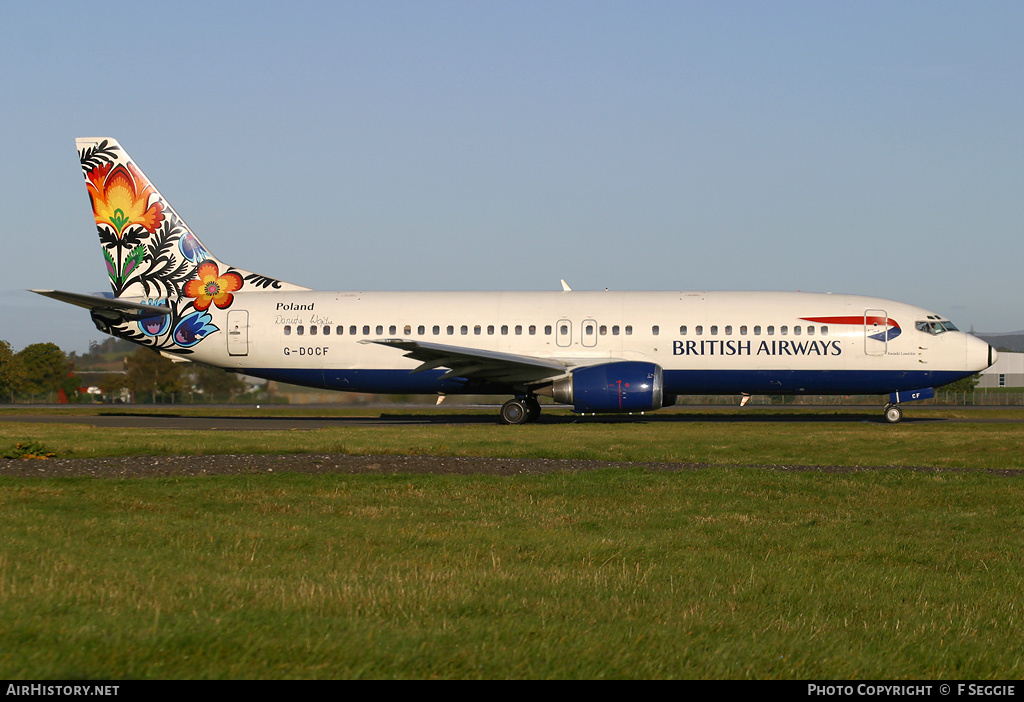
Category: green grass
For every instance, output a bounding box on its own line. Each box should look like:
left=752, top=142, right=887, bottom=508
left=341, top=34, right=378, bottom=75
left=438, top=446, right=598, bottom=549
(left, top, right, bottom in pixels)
left=2, top=469, right=1023, bottom=678
left=2, top=408, right=1024, bottom=678
left=2, top=413, right=1024, bottom=470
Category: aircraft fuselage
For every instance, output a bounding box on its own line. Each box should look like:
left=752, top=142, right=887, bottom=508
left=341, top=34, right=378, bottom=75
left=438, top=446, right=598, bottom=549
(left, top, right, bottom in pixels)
left=188, top=289, right=991, bottom=397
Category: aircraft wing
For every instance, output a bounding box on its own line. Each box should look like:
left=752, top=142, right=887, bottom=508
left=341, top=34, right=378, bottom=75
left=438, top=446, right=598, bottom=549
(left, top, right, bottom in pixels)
left=361, top=338, right=569, bottom=384
left=30, top=289, right=172, bottom=319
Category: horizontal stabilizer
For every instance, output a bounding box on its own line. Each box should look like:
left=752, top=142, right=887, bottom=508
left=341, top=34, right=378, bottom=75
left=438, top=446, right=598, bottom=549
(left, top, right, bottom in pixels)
left=29, top=289, right=172, bottom=318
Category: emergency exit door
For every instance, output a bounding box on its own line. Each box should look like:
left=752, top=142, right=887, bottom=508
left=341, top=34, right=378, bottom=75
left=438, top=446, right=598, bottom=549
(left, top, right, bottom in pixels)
left=227, top=310, right=248, bottom=356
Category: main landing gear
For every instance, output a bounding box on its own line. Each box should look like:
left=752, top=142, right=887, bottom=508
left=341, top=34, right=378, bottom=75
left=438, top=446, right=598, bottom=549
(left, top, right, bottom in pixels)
left=500, top=396, right=541, bottom=425
left=883, top=403, right=903, bottom=423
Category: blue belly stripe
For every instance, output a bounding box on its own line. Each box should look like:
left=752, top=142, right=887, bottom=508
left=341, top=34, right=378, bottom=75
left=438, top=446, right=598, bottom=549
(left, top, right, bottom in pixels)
left=235, top=367, right=973, bottom=396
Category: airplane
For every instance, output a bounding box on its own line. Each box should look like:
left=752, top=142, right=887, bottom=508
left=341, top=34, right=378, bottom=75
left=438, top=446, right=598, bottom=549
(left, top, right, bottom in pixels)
left=33, top=137, right=995, bottom=424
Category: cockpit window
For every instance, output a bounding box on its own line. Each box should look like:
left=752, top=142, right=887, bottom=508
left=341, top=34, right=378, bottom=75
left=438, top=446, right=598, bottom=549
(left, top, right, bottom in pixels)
left=916, top=320, right=958, bottom=335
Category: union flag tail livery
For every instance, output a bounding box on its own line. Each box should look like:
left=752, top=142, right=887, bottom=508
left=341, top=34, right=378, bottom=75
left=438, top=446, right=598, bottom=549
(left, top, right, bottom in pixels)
left=33, top=138, right=996, bottom=423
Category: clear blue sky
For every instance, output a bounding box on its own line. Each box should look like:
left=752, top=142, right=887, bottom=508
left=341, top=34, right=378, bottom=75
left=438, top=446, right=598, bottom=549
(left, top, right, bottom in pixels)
left=2, top=0, right=1022, bottom=353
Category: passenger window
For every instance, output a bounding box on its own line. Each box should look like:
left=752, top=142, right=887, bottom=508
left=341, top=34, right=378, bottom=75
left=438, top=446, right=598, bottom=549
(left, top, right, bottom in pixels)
left=559, top=324, right=568, bottom=335
left=625, top=325, right=633, bottom=335
left=405, top=325, right=412, bottom=335
left=794, top=326, right=801, bottom=335
left=461, top=325, right=468, bottom=335
left=432, top=325, right=440, bottom=335
left=284, top=325, right=291, bottom=335
left=474, top=325, right=481, bottom=335
left=545, top=325, right=552, bottom=335
left=417, top=325, right=424, bottom=335
left=740, top=325, right=747, bottom=335
left=821, top=326, right=828, bottom=335
left=362, top=325, right=370, bottom=335
left=501, top=325, right=508, bottom=335
left=529, top=325, right=536, bottom=335
left=754, top=325, right=761, bottom=335
left=695, top=326, right=703, bottom=335
left=310, top=326, right=317, bottom=336
left=612, top=325, right=620, bottom=335
left=767, top=326, right=774, bottom=335
left=323, top=326, right=330, bottom=335
left=376, top=325, right=383, bottom=335
left=679, top=325, right=687, bottom=335
left=447, top=325, right=454, bottom=335
left=585, top=324, right=594, bottom=335
left=781, top=326, right=788, bottom=335
left=389, top=325, right=396, bottom=335
left=350, top=326, right=357, bottom=335
left=336, top=326, right=344, bottom=335
left=297, top=326, right=305, bottom=336
left=651, top=325, right=659, bottom=336
left=710, top=325, right=718, bottom=335
left=725, top=325, right=732, bottom=335
left=600, top=325, right=607, bottom=335
left=515, top=325, right=523, bottom=335
left=807, top=326, right=814, bottom=336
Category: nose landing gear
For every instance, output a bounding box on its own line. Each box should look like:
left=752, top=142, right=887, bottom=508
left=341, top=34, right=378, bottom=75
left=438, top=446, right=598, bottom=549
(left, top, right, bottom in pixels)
left=883, top=403, right=903, bottom=423
left=881, top=388, right=935, bottom=423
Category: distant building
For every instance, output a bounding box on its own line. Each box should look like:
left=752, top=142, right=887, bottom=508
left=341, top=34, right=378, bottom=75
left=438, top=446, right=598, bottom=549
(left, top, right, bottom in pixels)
left=978, top=352, right=1024, bottom=389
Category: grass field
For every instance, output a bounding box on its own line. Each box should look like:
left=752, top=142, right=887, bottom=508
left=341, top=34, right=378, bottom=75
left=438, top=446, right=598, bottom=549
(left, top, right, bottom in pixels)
left=3, top=407, right=1024, bottom=469
left=1, top=407, right=1024, bottom=679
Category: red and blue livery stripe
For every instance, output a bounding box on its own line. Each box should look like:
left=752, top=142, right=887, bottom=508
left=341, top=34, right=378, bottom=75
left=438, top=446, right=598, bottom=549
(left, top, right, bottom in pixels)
left=800, top=316, right=902, bottom=342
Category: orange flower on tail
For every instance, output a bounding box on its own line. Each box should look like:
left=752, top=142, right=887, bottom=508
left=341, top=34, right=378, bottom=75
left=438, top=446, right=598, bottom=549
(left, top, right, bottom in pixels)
left=85, top=163, right=164, bottom=237
left=184, top=262, right=243, bottom=311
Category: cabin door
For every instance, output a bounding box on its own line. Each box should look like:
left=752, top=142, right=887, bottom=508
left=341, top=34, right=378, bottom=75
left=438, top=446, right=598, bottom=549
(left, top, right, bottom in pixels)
left=864, top=309, right=888, bottom=357
left=227, top=310, right=249, bottom=356
left=556, top=319, right=573, bottom=347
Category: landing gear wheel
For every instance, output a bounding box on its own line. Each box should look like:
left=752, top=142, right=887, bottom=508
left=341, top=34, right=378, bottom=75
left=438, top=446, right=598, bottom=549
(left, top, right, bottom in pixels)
left=883, top=404, right=903, bottom=423
left=500, top=398, right=530, bottom=425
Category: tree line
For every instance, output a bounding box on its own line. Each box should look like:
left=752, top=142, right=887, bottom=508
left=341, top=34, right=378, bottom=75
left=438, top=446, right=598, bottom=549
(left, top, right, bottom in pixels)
left=0, top=339, right=252, bottom=404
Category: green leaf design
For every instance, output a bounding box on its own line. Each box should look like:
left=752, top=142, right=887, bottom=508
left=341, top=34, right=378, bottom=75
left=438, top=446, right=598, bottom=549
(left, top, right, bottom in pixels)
left=123, top=245, right=146, bottom=279
left=109, top=208, right=129, bottom=235
left=104, top=248, right=117, bottom=285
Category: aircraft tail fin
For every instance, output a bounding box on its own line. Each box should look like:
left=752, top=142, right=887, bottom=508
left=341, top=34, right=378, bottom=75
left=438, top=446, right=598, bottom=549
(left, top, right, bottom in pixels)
left=76, top=137, right=309, bottom=299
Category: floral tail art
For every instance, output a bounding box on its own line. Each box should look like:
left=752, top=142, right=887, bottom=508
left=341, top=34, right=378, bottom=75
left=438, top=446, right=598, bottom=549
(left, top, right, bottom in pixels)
left=74, top=137, right=310, bottom=353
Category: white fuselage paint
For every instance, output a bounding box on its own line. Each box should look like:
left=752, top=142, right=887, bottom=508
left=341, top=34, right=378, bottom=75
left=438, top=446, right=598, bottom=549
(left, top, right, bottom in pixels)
left=179, top=289, right=992, bottom=395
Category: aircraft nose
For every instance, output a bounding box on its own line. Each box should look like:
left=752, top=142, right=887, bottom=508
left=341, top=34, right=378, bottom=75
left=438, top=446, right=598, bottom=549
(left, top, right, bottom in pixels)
left=967, top=335, right=996, bottom=371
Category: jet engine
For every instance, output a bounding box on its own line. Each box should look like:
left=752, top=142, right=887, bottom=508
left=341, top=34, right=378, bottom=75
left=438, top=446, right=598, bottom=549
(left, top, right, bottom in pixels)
left=547, top=361, right=672, bottom=413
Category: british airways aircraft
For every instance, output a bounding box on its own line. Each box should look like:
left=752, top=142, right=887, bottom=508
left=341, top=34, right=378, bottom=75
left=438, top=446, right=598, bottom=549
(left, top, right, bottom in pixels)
left=33, top=138, right=995, bottom=423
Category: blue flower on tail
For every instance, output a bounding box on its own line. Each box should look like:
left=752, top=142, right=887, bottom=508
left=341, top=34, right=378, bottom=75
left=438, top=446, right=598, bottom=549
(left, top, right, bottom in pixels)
left=173, top=309, right=218, bottom=347
left=137, top=298, right=170, bottom=336
left=179, top=232, right=211, bottom=263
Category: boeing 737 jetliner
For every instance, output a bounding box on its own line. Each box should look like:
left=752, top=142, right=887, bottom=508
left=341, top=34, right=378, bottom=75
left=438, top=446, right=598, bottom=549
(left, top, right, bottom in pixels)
left=33, top=138, right=995, bottom=423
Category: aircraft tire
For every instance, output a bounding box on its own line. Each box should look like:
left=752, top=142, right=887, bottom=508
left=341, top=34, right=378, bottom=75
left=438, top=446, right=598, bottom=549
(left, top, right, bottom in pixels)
left=500, top=399, right=530, bottom=425
left=524, top=397, right=541, bottom=423
left=883, top=404, right=903, bottom=423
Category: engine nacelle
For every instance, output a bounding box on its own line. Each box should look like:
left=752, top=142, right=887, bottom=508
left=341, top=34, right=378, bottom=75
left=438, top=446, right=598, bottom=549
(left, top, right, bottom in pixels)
left=550, top=361, right=666, bottom=413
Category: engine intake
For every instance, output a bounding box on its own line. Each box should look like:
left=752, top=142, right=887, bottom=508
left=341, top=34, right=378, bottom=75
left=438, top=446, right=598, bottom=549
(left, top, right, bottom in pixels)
left=549, top=361, right=667, bottom=413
